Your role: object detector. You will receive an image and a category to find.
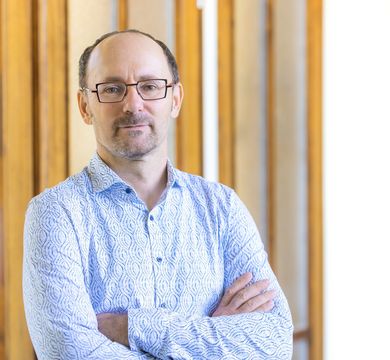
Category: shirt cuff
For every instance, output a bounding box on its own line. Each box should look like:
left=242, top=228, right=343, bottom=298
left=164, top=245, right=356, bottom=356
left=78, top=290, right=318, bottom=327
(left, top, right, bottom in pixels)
left=127, top=308, right=173, bottom=357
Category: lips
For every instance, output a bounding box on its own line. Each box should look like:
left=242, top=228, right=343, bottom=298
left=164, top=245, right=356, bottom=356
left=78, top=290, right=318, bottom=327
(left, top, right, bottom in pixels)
left=119, top=124, right=148, bottom=129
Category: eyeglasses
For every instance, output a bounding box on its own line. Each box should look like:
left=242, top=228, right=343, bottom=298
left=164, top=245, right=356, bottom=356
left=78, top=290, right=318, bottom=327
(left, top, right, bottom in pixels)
left=82, top=79, right=173, bottom=103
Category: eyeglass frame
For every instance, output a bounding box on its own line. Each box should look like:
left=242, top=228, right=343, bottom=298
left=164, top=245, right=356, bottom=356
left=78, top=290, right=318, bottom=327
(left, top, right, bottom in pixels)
left=81, top=78, right=174, bottom=103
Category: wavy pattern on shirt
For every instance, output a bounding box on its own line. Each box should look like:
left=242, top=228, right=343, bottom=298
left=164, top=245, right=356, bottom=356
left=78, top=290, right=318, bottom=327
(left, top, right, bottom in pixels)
left=23, top=153, right=293, bottom=359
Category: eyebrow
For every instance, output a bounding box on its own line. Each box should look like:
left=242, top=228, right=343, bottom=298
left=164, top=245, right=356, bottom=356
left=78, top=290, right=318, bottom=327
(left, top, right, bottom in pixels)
left=100, top=76, right=123, bottom=83
left=99, top=74, right=167, bottom=83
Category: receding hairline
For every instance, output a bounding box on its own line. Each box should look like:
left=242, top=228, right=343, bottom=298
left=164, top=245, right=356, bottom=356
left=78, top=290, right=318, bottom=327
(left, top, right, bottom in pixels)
left=93, top=31, right=163, bottom=53
left=84, top=31, right=173, bottom=86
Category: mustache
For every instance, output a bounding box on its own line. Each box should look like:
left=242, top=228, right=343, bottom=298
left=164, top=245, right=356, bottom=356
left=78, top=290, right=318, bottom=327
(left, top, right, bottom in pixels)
left=113, top=114, right=152, bottom=128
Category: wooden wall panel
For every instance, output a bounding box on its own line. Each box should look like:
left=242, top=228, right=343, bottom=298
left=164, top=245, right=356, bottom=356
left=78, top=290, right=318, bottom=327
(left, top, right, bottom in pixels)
left=175, top=0, right=202, bottom=175
left=0, top=2, right=5, bottom=358
left=307, top=0, right=323, bottom=358
left=266, top=0, right=276, bottom=267
left=233, top=0, right=263, bottom=232
left=118, top=0, right=128, bottom=31
left=36, top=0, right=68, bottom=192
left=218, top=0, right=235, bottom=188
left=0, top=188, right=4, bottom=359
left=1, top=0, right=69, bottom=357
left=1, top=0, right=35, bottom=358
left=268, top=0, right=323, bottom=357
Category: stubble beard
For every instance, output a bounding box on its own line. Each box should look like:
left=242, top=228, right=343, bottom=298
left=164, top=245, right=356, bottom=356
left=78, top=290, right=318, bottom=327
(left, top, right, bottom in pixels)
left=110, top=113, right=158, bottom=160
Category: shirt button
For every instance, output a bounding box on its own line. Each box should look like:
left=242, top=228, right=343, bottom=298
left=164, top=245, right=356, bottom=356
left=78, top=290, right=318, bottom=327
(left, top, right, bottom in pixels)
left=149, top=215, right=154, bottom=221
left=125, top=188, right=131, bottom=194
left=156, top=257, right=162, bottom=263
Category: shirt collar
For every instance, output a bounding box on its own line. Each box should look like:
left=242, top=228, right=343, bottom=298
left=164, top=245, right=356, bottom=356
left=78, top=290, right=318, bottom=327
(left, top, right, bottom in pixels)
left=87, top=153, right=183, bottom=193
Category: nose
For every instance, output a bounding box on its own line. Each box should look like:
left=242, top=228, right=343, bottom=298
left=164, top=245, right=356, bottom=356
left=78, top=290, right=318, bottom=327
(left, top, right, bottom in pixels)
left=122, top=85, right=144, bottom=113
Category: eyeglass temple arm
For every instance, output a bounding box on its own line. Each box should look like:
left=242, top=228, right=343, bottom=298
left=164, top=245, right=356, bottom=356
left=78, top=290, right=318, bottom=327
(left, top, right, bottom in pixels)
left=80, top=87, right=99, bottom=93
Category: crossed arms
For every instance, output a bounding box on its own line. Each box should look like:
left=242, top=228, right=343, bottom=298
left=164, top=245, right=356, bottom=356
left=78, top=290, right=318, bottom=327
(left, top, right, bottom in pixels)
left=97, top=273, right=276, bottom=346
left=23, top=191, right=293, bottom=359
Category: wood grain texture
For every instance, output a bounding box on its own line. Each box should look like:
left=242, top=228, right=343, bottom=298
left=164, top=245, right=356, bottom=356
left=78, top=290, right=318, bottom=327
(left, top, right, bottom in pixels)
left=118, top=0, right=128, bottom=30
left=175, top=0, right=202, bottom=175
left=36, top=0, right=68, bottom=192
left=0, top=2, right=5, bottom=357
left=307, top=0, right=323, bottom=358
left=1, top=0, right=35, bottom=358
left=266, top=0, right=276, bottom=269
left=218, top=0, right=235, bottom=188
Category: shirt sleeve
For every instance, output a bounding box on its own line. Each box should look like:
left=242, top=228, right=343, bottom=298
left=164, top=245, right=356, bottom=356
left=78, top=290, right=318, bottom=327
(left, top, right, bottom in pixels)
left=126, top=191, right=293, bottom=359
left=23, top=194, right=156, bottom=360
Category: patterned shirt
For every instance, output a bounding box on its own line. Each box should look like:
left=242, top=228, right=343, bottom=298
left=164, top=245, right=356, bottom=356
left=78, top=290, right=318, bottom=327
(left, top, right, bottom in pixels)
left=23, top=154, right=293, bottom=359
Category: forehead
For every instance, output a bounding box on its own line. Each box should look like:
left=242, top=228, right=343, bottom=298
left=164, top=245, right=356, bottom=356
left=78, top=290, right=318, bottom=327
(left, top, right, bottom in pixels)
left=86, top=33, right=170, bottom=83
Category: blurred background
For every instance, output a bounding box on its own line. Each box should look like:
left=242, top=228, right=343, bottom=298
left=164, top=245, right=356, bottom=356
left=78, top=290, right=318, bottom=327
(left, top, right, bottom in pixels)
left=0, top=0, right=389, bottom=359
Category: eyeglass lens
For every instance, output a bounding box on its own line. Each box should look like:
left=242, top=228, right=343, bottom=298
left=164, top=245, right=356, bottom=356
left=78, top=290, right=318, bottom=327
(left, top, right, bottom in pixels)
left=97, top=79, right=167, bottom=102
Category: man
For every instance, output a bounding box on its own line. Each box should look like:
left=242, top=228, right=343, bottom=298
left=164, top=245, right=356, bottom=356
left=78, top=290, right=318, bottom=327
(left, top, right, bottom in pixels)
left=23, top=29, right=293, bottom=359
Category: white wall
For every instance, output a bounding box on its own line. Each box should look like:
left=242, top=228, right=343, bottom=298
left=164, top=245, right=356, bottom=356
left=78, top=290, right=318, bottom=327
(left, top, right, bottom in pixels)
left=324, top=1, right=390, bottom=358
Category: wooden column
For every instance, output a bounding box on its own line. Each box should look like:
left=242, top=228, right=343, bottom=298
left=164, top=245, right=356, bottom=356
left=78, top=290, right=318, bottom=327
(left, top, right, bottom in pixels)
left=175, top=0, right=202, bottom=175
left=218, top=0, right=235, bottom=188
left=307, top=0, right=323, bottom=358
left=1, top=0, right=69, bottom=357
left=35, top=0, right=68, bottom=192
left=1, top=0, right=35, bottom=358
left=118, top=0, right=128, bottom=30
left=0, top=2, right=4, bottom=357
left=266, top=0, right=276, bottom=267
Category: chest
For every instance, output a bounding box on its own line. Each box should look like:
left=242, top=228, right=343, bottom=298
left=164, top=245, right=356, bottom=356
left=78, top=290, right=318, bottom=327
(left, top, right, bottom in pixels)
left=79, top=198, right=226, bottom=316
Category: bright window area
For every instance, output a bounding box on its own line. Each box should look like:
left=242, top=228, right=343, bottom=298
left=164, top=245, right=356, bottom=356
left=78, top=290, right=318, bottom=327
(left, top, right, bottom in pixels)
left=324, top=0, right=390, bottom=358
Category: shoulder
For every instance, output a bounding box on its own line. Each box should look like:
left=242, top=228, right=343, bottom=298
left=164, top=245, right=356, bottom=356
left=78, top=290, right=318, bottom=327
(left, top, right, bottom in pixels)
left=176, top=169, right=235, bottom=201
left=173, top=169, right=244, bottom=218
left=175, top=169, right=256, bottom=221
left=176, top=169, right=233, bottom=195
left=27, top=168, right=91, bottom=215
left=24, top=169, right=93, bottom=251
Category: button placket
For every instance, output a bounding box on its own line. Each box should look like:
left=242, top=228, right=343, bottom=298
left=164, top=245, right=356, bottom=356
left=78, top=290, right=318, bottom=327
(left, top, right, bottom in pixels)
left=146, top=207, right=167, bottom=308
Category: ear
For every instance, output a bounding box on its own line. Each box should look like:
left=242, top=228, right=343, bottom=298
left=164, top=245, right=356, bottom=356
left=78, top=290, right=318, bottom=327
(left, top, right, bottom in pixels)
left=170, top=83, right=184, bottom=119
left=77, top=90, right=93, bottom=125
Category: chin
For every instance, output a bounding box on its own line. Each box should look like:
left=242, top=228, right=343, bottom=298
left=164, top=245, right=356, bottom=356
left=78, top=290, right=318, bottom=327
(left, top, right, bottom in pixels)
left=114, top=146, right=155, bottom=160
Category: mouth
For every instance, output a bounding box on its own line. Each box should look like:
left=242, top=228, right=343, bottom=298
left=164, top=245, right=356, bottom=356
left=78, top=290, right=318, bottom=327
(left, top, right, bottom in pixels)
left=119, top=124, right=149, bottom=130
left=113, top=115, right=152, bottom=135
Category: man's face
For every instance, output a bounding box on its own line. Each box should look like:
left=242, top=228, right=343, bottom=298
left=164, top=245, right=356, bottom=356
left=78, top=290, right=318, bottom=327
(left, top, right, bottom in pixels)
left=78, top=33, right=182, bottom=162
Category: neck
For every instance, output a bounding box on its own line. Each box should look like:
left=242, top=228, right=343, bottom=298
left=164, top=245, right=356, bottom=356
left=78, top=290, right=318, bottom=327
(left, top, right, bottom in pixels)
left=98, top=150, right=168, bottom=210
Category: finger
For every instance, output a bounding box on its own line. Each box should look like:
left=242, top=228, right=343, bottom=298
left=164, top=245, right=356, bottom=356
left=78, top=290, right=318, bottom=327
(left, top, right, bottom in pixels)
left=256, top=299, right=275, bottom=313
left=219, top=272, right=253, bottom=306
left=236, top=289, right=276, bottom=313
left=229, top=279, right=270, bottom=309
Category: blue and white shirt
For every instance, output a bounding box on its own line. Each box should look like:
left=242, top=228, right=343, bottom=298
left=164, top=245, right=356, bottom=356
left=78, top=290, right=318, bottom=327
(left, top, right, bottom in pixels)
left=23, top=154, right=293, bottom=359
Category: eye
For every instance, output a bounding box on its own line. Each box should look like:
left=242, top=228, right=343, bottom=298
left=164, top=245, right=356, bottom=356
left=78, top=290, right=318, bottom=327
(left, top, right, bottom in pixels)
left=139, top=80, right=164, bottom=93
left=99, top=83, right=125, bottom=95
left=139, top=83, right=157, bottom=92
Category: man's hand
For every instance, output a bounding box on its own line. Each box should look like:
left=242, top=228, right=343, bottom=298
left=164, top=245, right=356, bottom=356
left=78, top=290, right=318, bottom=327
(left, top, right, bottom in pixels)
left=212, top=272, right=276, bottom=317
left=97, top=313, right=129, bottom=346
